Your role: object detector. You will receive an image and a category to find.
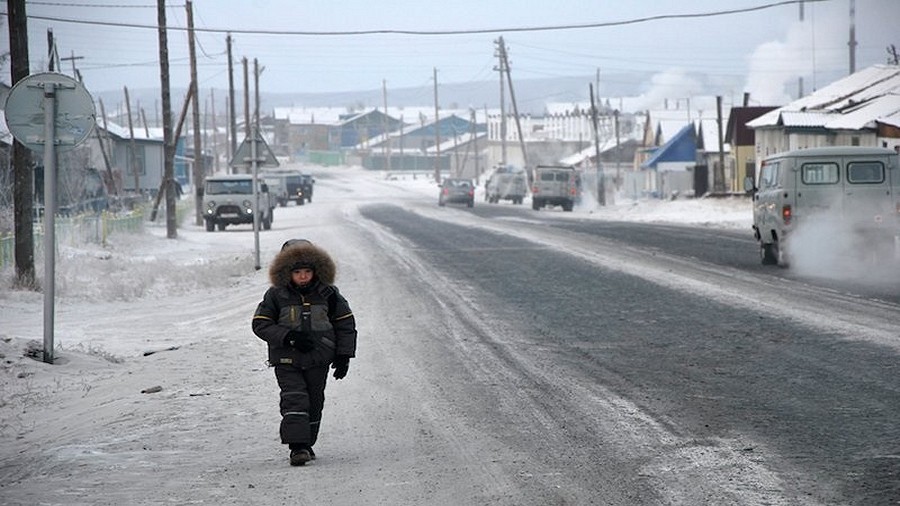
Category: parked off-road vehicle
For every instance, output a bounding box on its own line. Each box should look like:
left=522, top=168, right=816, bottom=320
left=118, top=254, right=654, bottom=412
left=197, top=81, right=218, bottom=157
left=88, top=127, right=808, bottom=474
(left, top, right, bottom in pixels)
left=531, top=165, right=581, bottom=212
left=203, top=174, right=274, bottom=232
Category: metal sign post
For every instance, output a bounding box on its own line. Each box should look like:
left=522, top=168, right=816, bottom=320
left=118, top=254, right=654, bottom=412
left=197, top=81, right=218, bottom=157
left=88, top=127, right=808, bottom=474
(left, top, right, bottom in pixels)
left=4, top=73, right=95, bottom=364
left=251, top=124, right=261, bottom=270
left=41, top=82, right=58, bottom=363
left=229, top=127, right=279, bottom=270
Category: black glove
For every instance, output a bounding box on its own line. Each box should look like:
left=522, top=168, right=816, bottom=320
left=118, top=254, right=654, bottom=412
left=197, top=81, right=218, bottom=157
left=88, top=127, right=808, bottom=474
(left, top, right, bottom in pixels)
left=331, top=355, right=351, bottom=380
left=283, top=330, right=316, bottom=352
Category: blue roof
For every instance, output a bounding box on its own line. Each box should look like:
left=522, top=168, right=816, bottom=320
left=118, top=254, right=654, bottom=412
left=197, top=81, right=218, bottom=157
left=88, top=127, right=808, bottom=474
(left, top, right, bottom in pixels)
left=641, top=124, right=696, bottom=169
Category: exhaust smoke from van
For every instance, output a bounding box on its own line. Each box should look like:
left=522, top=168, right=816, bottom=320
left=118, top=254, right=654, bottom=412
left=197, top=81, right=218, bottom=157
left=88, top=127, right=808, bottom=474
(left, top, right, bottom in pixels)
left=787, top=209, right=900, bottom=284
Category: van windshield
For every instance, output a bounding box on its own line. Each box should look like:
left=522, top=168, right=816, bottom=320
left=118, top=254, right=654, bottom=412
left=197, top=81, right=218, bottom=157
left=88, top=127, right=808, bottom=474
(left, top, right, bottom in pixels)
left=206, top=180, right=253, bottom=195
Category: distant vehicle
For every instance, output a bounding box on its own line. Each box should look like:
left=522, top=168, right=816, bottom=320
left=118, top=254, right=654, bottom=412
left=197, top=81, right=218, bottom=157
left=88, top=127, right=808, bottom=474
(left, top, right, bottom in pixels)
left=261, top=172, right=290, bottom=207
left=299, top=173, right=315, bottom=204
left=438, top=178, right=475, bottom=208
left=203, top=174, right=273, bottom=232
left=531, top=165, right=581, bottom=212
left=485, top=165, right=527, bottom=205
left=283, top=173, right=306, bottom=205
left=745, top=146, right=900, bottom=266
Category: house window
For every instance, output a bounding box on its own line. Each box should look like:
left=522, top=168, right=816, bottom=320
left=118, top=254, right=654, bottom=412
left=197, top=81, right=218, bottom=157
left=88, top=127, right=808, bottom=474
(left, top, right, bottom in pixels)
left=851, top=136, right=860, bottom=146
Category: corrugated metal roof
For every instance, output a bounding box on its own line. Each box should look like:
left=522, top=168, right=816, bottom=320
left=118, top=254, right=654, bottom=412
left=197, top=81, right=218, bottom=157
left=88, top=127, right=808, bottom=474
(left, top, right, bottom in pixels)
left=748, top=64, right=900, bottom=129
left=825, top=93, right=900, bottom=129
left=642, top=124, right=696, bottom=169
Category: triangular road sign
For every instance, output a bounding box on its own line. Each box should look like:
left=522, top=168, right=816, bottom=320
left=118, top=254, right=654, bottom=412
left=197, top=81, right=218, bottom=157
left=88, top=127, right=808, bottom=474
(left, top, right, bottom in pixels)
left=230, top=132, right=280, bottom=168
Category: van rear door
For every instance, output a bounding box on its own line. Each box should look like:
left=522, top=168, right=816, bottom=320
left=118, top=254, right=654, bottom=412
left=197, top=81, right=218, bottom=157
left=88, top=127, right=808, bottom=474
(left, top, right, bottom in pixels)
left=841, top=154, right=894, bottom=232
left=795, top=155, right=842, bottom=220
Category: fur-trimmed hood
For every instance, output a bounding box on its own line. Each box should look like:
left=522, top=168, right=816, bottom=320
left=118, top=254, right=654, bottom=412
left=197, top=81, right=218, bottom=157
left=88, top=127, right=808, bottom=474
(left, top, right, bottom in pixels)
left=269, top=242, right=337, bottom=287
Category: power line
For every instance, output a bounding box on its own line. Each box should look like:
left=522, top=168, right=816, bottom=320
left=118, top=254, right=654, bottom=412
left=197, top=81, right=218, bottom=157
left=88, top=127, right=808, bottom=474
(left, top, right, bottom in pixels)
left=5, top=0, right=830, bottom=36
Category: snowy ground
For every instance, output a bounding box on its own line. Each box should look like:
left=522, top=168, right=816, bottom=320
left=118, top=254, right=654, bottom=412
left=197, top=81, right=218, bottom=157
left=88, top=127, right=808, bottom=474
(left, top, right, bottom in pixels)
left=0, top=166, right=753, bottom=504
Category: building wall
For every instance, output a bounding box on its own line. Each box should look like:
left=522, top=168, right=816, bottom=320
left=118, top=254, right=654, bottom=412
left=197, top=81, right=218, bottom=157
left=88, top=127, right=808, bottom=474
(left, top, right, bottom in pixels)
left=754, top=128, right=882, bottom=172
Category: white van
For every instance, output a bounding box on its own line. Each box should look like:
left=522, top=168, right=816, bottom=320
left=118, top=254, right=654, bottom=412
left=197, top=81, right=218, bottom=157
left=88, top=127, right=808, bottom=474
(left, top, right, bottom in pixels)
left=745, top=146, right=900, bottom=266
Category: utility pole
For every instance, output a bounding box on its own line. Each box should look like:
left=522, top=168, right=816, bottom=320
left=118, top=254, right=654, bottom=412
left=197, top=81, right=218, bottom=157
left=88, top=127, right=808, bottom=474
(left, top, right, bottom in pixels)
left=254, top=59, right=261, bottom=129
left=60, top=50, right=83, bottom=82
left=715, top=96, right=726, bottom=193
left=433, top=67, right=441, bottom=183
left=589, top=83, right=606, bottom=206
left=471, top=108, right=480, bottom=181
left=497, top=37, right=528, bottom=175
left=798, top=2, right=804, bottom=98
left=383, top=79, right=391, bottom=171
left=243, top=57, right=250, bottom=140
left=157, top=0, right=177, bottom=239
left=9, top=0, right=36, bottom=288
left=494, top=38, right=507, bottom=166
left=848, top=0, right=857, bottom=74
left=614, top=109, right=621, bottom=191
left=187, top=0, right=203, bottom=225
left=46, top=28, right=59, bottom=72
left=227, top=33, right=238, bottom=161
left=96, top=99, right=117, bottom=195
left=210, top=88, right=219, bottom=173
left=123, top=86, right=141, bottom=194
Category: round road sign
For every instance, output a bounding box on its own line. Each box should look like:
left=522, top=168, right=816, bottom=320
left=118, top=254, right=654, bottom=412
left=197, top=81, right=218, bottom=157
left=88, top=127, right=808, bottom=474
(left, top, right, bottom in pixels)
left=3, top=72, right=96, bottom=153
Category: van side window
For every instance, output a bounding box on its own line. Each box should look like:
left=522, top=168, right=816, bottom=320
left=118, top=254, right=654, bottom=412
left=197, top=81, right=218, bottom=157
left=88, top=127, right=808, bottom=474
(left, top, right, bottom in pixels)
left=800, top=162, right=839, bottom=185
left=847, top=162, right=884, bottom=184
left=759, top=162, right=780, bottom=189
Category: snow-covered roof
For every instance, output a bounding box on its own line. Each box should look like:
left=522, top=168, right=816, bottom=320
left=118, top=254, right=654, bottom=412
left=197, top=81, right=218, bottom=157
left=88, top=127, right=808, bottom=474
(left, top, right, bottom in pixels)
left=696, top=118, right=731, bottom=153
left=423, top=131, right=487, bottom=154
left=559, top=137, right=623, bottom=165
left=274, top=105, right=492, bottom=127
left=100, top=120, right=159, bottom=141
left=748, top=64, right=900, bottom=129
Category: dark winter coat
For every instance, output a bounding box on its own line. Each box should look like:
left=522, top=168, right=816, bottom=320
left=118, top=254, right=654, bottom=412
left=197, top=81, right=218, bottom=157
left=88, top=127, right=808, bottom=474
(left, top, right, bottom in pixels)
left=252, top=242, right=357, bottom=368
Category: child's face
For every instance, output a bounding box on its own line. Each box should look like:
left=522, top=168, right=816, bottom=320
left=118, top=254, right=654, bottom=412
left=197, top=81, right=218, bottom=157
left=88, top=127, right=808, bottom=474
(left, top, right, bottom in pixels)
left=291, top=268, right=314, bottom=286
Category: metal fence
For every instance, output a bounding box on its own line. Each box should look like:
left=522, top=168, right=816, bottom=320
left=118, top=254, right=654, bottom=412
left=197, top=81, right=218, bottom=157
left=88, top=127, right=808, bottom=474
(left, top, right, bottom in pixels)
left=0, top=201, right=189, bottom=269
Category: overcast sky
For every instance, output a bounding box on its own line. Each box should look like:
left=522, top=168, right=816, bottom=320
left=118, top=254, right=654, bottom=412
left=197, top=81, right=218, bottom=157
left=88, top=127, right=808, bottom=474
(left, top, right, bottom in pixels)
left=2, top=0, right=899, bottom=105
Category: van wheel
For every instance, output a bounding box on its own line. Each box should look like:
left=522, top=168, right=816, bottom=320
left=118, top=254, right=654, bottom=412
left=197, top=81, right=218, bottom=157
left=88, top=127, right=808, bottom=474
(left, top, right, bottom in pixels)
left=761, top=243, right=778, bottom=265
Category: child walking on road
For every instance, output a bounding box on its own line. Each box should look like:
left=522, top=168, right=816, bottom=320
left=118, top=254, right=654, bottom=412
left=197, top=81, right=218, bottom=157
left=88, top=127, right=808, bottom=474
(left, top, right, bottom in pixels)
left=252, top=240, right=357, bottom=466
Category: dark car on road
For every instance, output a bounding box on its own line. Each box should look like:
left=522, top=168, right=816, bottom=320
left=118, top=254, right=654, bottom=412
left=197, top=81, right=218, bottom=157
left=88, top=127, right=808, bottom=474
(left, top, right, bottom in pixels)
left=438, top=178, right=475, bottom=208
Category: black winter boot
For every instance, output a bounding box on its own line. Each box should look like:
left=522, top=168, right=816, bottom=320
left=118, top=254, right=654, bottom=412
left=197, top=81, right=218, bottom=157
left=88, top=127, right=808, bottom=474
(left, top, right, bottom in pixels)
left=290, top=448, right=311, bottom=466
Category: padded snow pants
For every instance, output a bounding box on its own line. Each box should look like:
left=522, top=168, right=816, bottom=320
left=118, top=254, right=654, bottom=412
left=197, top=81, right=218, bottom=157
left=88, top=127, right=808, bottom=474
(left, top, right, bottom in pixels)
left=274, top=363, right=329, bottom=447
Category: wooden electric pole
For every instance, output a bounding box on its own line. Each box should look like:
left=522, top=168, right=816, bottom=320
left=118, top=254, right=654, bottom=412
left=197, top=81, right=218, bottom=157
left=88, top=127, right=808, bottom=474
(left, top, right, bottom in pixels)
left=243, top=57, right=250, bottom=140
left=187, top=0, right=203, bottom=225
left=157, top=0, right=177, bottom=238
left=227, top=33, right=238, bottom=162
left=433, top=67, right=441, bottom=183
left=123, top=86, right=141, bottom=194
left=9, top=0, right=36, bottom=288
left=589, top=83, right=606, bottom=206
left=715, top=95, right=726, bottom=193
